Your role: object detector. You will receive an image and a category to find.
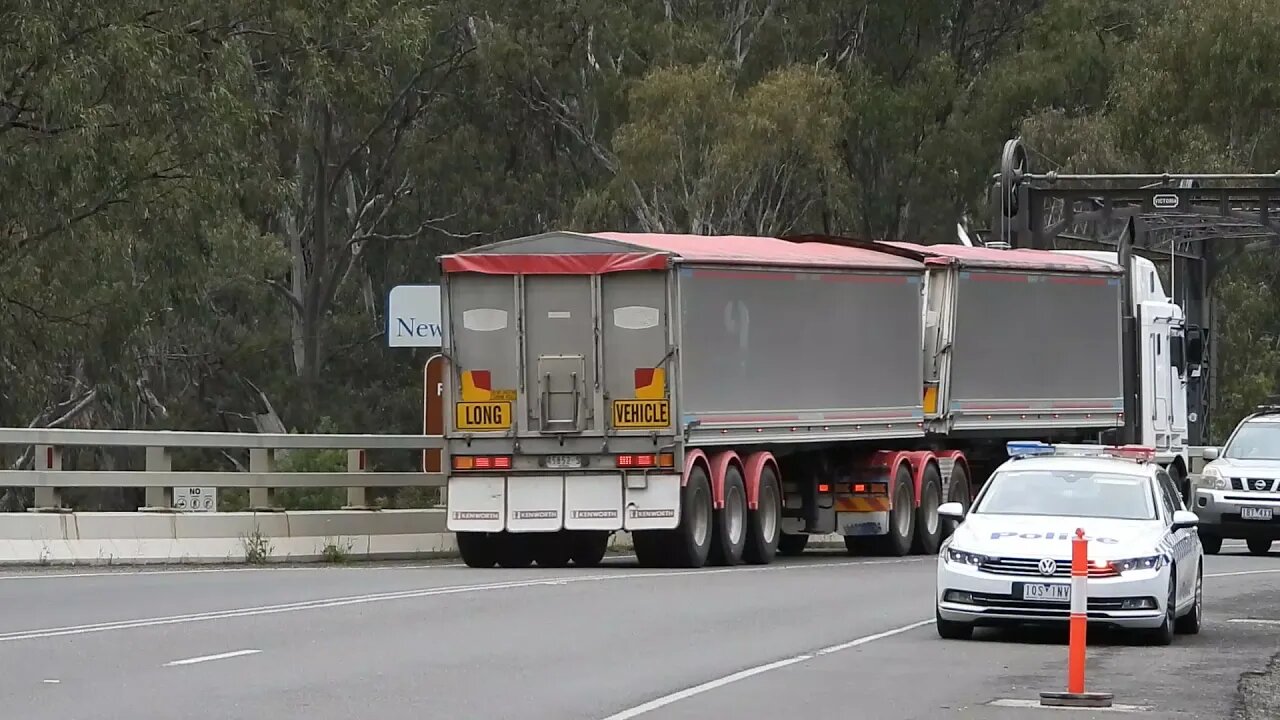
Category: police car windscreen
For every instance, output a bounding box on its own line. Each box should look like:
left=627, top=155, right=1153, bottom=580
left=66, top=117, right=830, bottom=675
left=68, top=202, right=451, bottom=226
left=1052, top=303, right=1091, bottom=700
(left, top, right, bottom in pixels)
left=1225, top=422, right=1280, bottom=460
left=972, top=470, right=1156, bottom=521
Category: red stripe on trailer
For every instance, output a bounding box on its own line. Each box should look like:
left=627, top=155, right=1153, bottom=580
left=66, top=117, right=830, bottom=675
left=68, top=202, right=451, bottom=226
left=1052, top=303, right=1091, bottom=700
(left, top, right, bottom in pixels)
left=691, top=269, right=797, bottom=281
left=707, top=450, right=742, bottom=510
left=965, top=272, right=1029, bottom=283
left=819, top=273, right=909, bottom=284
left=441, top=252, right=668, bottom=275
left=742, top=451, right=778, bottom=511
left=822, top=410, right=915, bottom=420
left=696, top=413, right=802, bottom=423
left=683, top=449, right=709, bottom=489
left=1049, top=275, right=1110, bottom=286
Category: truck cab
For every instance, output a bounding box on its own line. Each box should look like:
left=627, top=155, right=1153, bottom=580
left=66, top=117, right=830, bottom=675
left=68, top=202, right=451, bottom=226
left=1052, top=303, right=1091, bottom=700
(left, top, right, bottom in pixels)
left=1051, top=250, right=1194, bottom=491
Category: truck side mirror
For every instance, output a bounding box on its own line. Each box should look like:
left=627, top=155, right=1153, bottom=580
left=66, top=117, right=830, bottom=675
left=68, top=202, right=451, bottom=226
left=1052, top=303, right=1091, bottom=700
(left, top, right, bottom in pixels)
left=1186, top=326, right=1206, bottom=366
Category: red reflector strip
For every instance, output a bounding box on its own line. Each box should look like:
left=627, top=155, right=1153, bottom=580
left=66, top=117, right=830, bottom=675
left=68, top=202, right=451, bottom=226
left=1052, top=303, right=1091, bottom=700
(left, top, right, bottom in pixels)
left=616, top=454, right=657, bottom=468
left=452, top=455, right=512, bottom=471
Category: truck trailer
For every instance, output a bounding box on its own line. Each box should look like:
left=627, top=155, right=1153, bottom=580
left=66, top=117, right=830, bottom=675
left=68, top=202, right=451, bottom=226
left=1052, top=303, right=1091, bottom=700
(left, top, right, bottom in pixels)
left=437, top=231, right=1192, bottom=569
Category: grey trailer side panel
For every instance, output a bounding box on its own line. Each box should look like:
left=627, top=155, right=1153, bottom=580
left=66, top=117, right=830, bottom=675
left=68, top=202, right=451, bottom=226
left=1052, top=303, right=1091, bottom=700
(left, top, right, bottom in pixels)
left=677, top=265, right=925, bottom=445
left=946, top=270, right=1124, bottom=432
left=445, top=274, right=520, bottom=435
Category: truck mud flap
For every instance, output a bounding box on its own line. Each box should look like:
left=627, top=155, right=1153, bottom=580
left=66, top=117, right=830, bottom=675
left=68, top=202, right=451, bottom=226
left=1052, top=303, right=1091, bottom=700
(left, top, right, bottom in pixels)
left=506, top=475, right=564, bottom=532
left=447, top=476, right=505, bottom=532
left=838, top=512, right=889, bottom=537
left=564, top=474, right=624, bottom=531
left=624, top=473, right=681, bottom=531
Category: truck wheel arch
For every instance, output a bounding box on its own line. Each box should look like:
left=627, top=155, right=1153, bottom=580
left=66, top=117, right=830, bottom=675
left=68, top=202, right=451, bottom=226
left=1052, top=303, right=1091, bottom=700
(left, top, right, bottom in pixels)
left=933, top=449, right=973, bottom=503
left=683, top=449, right=710, bottom=490
left=706, top=450, right=743, bottom=510
left=866, top=450, right=918, bottom=507
left=742, top=451, right=779, bottom=511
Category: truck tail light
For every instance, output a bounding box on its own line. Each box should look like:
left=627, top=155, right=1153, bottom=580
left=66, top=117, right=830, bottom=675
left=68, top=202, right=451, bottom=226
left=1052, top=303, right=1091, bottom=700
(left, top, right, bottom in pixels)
left=616, top=453, right=675, bottom=469
left=452, top=455, right=512, bottom=471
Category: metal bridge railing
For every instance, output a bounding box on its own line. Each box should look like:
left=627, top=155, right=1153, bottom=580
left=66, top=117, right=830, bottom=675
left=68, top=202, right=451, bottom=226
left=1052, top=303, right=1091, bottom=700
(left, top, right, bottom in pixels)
left=0, top=428, right=445, bottom=513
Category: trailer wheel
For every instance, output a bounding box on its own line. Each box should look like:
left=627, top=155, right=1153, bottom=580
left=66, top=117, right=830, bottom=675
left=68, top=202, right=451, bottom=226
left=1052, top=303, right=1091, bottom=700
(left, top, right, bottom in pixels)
left=709, top=464, right=748, bottom=566
left=941, top=464, right=971, bottom=541
left=494, top=533, right=535, bottom=568
left=532, top=531, right=573, bottom=568
left=569, top=531, right=610, bottom=567
left=871, top=464, right=915, bottom=557
left=456, top=532, right=497, bottom=569
left=668, top=464, right=714, bottom=568
left=778, top=533, right=809, bottom=556
left=743, top=465, right=781, bottom=565
left=911, top=463, right=944, bottom=555
left=632, top=530, right=666, bottom=567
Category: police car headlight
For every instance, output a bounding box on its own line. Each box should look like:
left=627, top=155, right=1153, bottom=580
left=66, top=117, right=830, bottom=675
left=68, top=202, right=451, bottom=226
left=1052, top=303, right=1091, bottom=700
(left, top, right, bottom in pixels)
left=1110, top=555, right=1165, bottom=573
left=945, top=548, right=989, bottom=566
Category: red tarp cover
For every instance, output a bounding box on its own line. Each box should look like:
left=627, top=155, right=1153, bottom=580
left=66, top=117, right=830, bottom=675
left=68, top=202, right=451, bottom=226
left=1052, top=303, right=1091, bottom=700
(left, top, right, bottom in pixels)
left=440, top=252, right=668, bottom=275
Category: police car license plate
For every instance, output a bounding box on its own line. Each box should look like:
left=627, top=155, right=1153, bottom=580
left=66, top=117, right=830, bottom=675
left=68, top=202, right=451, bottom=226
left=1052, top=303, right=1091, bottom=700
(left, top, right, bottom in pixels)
left=1021, top=583, right=1070, bottom=602
left=1242, top=507, right=1273, bottom=521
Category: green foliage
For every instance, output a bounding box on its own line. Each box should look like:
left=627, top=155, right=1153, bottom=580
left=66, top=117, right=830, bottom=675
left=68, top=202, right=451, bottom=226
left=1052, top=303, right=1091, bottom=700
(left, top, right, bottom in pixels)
left=4, top=0, right=1280, bottom=491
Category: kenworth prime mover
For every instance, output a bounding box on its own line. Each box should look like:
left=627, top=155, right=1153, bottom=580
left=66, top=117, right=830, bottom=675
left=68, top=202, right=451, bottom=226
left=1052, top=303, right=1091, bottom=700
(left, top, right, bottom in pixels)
left=438, top=232, right=1194, bottom=569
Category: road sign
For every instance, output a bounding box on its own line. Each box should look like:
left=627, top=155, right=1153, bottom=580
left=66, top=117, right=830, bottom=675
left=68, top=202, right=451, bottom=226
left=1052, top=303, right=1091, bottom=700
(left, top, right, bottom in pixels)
left=174, top=486, right=217, bottom=512
left=388, top=285, right=442, bottom=347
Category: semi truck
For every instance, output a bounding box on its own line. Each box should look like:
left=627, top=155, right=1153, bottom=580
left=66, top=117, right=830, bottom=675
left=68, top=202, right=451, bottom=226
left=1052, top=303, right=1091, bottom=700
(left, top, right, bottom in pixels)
left=436, top=231, right=1196, bottom=569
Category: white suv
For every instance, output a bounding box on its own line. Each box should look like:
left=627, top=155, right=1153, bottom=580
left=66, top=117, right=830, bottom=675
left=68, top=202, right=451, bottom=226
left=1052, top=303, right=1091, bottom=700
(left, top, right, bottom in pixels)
left=1193, top=406, right=1280, bottom=555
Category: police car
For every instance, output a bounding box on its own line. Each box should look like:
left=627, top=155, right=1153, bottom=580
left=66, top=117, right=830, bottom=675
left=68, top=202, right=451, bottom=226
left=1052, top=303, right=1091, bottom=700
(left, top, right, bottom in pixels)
left=935, top=442, right=1204, bottom=645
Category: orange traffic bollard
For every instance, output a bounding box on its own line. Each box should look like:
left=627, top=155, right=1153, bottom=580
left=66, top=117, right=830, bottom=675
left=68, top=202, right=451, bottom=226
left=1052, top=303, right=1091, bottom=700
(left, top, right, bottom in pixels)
left=1039, top=528, right=1114, bottom=708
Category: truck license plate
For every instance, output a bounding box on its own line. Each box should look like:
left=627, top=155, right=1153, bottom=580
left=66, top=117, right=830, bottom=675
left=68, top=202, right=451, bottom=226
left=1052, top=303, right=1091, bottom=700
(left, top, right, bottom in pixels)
left=546, top=455, right=582, bottom=469
left=1242, top=507, right=1274, bottom=521
left=1021, top=583, right=1070, bottom=602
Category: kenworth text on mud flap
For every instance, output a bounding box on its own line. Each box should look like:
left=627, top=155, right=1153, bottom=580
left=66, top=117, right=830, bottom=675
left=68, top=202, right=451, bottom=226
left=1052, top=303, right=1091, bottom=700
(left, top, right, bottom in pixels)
left=434, top=229, right=1201, bottom=570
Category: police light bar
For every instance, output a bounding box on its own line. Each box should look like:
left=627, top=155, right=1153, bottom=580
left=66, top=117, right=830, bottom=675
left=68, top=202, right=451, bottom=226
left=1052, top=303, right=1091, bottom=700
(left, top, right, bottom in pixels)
left=1005, top=441, right=1156, bottom=462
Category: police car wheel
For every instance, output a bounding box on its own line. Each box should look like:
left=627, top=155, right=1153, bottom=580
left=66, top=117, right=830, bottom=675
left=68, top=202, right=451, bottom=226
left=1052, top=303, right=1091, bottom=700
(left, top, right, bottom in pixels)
left=1175, top=564, right=1202, bottom=635
left=1200, top=533, right=1222, bottom=555
left=936, top=607, right=973, bottom=640
left=1145, top=575, right=1176, bottom=646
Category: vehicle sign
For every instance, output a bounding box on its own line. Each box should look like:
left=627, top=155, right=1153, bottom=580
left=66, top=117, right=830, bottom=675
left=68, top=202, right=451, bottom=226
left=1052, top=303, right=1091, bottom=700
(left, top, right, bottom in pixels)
left=1242, top=506, right=1274, bottom=521
left=1020, top=583, right=1070, bottom=602
left=546, top=454, right=582, bottom=469
left=611, top=399, right=670, bottom=429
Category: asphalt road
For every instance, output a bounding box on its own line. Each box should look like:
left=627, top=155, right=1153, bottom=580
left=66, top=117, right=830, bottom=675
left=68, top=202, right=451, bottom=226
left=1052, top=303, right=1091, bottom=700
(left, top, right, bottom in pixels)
left=2, top=544, right=1280, bottom=720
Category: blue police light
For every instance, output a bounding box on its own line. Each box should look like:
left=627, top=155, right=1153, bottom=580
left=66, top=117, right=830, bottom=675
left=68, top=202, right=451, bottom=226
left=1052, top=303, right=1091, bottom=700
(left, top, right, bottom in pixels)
left=1006, top=440, right=1056, bottom=458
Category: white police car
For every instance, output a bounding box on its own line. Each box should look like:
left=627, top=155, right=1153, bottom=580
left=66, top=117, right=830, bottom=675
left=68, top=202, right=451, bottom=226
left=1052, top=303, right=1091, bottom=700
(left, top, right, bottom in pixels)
left=936, top=442, right=1204, bottom=645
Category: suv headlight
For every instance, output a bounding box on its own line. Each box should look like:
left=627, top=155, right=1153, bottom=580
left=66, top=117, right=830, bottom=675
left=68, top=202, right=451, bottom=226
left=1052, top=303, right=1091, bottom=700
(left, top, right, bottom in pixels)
left=1110, top=555, right=1165, bottom=573
left=1196, top=466, right=1227, bottom=490
left=945, top=548, right=990, bottom=566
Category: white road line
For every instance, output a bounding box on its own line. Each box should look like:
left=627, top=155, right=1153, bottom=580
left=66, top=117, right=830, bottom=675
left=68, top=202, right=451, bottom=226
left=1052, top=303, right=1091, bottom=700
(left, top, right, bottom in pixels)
left=164, top=649, right=261, bottom=667
left=987, top=698, right=1152, bottom=713
left=0, top=557, right=925, bottom=643
left=597, top=619, right=934, bottom=720
left=1206, top=568, right=1280, bottom=578
left=1227, top=618, right=1280, bottom=625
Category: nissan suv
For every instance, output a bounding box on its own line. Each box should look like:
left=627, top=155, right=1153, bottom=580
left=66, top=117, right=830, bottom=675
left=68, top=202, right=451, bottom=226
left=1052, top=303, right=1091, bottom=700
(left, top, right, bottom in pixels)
left=1192, top=404, right=1280, bottom=555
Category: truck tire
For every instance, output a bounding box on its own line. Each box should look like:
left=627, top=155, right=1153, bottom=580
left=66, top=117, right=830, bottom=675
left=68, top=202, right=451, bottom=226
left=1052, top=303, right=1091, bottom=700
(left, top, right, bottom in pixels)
left=1200, top=532, right=1222, bottom=555
left=871, top=465, right=916, bottom=557
left=778, top=533, right=809, bottom=556
left=743, top=465, right=781, bottom=565
left=633, top=530, right=666, bottom=567
left=942, top=464, right=970, bottom=541
left=569, top=531, right=610, bottom=567
left=911, top=463, right=943, bottom=555
left=667, top=464, right=714, bottom=568
left=1169, top=463, right=1189, bottom=504
left=1247, top=538, right=1273, bottom=555
left=709, top=464, right=748, bottom=566
left=533, top=532, right=573, bottom=568
left=457, top=532, right=497, bottom=569
left=494, top=533, right=535, bottom=568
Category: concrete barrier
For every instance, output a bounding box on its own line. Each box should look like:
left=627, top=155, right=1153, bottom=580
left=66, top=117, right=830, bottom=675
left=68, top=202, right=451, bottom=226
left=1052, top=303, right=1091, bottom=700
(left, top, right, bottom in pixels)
left=0, top=510, right=852, bottom=566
